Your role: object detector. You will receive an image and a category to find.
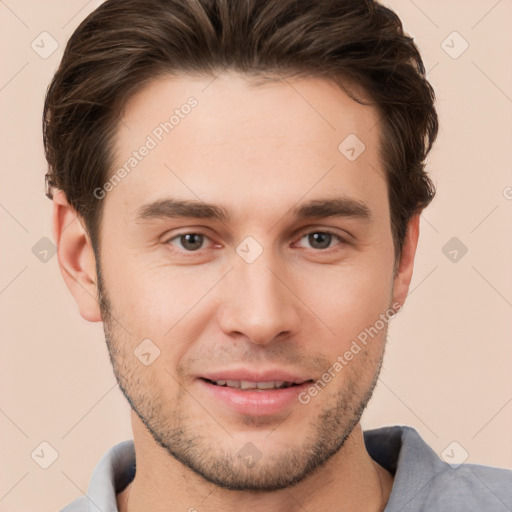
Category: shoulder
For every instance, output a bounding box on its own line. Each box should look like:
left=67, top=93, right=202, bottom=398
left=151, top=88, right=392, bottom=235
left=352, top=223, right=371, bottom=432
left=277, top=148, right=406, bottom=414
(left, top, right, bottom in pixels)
left=58, top=496, right=89, bottom=512
left=364, top=425, right=512, bottom=511
left=57, top=439, right=135, bottom=512
left=422, top=462, right=512, bottom=510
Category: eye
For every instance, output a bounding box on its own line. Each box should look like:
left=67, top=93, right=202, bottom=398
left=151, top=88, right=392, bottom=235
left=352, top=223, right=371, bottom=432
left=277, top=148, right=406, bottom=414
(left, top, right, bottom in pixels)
left=295, top=231, right=344, bottom=250
left=167, top=233, right=209, bottom=251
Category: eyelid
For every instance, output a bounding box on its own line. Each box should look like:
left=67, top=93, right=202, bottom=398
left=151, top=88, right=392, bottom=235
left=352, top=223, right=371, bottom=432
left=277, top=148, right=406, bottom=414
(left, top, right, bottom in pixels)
left=162, top=225, right=215, bottom=241
left=162, top=227, right=351, bottom=252
left=292, top=229, right=348, bottom=250
left=165, top=230, right=218, bottom=249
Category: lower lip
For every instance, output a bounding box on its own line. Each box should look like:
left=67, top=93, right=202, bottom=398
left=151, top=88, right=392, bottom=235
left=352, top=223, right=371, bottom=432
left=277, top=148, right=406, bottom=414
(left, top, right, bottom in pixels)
left=197, top=379, right=312, bottom=416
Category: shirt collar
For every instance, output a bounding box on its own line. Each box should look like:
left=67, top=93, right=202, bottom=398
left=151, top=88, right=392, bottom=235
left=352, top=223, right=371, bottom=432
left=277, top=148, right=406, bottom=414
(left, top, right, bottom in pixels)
left=84, top=426, right=442, bottom=511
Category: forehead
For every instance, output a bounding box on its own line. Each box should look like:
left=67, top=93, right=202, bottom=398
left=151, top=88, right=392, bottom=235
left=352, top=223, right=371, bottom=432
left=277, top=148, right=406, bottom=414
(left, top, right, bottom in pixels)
left=107, top=72, right=385, bottom=222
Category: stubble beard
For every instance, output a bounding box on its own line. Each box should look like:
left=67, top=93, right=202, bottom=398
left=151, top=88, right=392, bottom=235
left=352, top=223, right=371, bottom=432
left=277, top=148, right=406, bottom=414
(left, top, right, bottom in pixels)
left=97, top=270, right=385, bottom=492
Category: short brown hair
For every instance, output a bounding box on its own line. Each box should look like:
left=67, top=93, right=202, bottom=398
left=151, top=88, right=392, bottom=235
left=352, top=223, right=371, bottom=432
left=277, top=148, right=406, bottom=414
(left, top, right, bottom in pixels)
left=43, top=0, right=438, bottom=261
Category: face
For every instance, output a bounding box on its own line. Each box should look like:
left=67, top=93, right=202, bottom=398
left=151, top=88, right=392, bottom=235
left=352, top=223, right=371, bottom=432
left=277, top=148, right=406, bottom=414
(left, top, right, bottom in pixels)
left=96, top=72, right=400, bottom=490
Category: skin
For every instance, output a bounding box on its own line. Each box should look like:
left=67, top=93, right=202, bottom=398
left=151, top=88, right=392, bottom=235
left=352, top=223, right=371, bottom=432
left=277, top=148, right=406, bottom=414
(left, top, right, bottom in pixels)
left=52, top=72, right=420, bottom=512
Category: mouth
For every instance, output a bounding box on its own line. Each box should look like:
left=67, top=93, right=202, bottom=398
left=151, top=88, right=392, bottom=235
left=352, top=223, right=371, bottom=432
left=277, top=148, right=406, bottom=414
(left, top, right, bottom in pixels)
left=200, top=378, right=310, bottom=390
left=196, top=373, right=314, bottom=416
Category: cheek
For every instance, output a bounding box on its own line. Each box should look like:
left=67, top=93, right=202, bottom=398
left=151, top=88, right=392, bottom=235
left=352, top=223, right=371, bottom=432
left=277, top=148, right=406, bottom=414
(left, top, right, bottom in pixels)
left=294, top=260, right=394, bottom=348
left=103, top=255, right=392, bottom=330
left=101, top=252, right=223, bottom=344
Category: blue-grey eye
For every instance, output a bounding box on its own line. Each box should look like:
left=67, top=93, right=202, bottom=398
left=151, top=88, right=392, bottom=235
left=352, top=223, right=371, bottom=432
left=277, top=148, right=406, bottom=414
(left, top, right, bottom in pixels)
left=307, top=232, right=333, bottom=249
left=177, top=233, right=205, bottom=251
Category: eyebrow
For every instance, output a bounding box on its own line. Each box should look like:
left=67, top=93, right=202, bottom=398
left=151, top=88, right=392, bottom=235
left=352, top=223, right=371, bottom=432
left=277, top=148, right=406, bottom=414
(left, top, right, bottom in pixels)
left=134, top=197, right=372, bottom=224
left=135, top=199, right=231, bottom=223
left=292, top=198, right=371, bottom=221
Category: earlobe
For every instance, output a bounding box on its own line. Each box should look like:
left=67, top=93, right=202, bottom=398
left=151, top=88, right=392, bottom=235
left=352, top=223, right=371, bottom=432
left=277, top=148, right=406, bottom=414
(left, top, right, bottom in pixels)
left=52, top=190, right=102, bottom=322
left=392, top=214, right=420, bottom=310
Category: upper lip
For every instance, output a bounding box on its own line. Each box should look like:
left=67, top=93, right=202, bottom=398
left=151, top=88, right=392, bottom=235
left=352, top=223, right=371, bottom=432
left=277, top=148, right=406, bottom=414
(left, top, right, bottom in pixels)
left=199, top=368, right=312, bottom=385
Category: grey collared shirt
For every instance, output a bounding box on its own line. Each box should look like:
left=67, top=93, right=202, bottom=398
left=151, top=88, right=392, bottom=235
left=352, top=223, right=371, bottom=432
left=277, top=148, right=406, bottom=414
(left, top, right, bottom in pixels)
left=60, top=425, right=512, bottom=511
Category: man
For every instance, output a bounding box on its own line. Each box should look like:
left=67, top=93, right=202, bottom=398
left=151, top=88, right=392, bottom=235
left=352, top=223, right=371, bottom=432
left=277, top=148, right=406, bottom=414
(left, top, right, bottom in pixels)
left=44, top=0, right=511, bottom=511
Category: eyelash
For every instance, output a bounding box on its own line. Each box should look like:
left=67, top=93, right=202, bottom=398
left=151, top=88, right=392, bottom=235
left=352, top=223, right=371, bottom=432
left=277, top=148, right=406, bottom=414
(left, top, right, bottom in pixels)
left=164, top=230, right=348, bottom=253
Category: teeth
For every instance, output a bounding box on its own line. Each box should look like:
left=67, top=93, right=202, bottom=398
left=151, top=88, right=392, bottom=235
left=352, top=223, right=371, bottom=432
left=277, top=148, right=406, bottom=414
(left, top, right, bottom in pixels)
left=213, top=379, right=293, bottom=390
left=256, top=381, right=282, bottom=390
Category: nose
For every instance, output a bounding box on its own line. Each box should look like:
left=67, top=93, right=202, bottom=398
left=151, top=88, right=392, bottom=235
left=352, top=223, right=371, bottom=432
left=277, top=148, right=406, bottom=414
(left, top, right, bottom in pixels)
left=217, top=253, right=300, bottom=346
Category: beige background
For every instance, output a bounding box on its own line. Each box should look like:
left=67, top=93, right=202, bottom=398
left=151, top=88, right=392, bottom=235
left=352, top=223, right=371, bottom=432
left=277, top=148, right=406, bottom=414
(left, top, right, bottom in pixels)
left=1, top=1, right=511, bottom=510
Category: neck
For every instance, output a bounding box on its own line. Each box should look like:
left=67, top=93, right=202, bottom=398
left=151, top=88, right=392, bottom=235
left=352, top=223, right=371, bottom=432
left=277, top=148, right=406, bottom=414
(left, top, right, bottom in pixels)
left=117, top=412, right=393, bottom=512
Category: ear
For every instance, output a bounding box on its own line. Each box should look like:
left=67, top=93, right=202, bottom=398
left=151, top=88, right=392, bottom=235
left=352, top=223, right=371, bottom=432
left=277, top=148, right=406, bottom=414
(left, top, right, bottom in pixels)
left=52, top=189, right=102, bottom=322
left=392, top=213, right=420, bottom=309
